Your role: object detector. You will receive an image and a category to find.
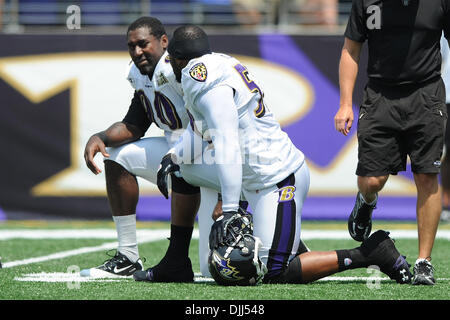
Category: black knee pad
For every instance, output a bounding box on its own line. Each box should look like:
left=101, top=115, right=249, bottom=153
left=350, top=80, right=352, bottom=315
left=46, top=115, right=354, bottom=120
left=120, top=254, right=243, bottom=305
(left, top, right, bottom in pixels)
left=171, top=174, right=200, bottom=195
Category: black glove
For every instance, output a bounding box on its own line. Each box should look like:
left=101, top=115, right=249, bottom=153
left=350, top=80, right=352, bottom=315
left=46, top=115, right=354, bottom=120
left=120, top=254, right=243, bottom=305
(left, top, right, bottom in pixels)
left=156, top=153, right=180, bottom=199
left=209, top=211, right=238, bottom=249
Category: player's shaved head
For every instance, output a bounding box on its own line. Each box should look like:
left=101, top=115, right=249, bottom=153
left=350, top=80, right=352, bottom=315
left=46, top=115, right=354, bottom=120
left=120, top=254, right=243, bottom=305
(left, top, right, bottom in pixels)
left=168, top=25, right=211, bottom=60
left=172, top=25, right=208, bottom=42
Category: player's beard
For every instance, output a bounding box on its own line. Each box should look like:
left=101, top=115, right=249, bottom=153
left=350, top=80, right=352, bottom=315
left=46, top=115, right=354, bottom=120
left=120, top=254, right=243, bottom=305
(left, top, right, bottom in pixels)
left=136, top=62, right=155, bottom=77
left=135, top=54, right=157, bottom=77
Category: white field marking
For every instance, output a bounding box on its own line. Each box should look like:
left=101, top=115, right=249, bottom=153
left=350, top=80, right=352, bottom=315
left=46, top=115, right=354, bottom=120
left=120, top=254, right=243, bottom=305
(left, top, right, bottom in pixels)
left=13, top=272, right=450, bottom=284
left=2, top=229, right=450, bottom=269
left=317, top=276, right=450, bottom=282
left=299, top=230, right=450, bottom=240
left=1, top=229, right=173, bottom=269
left=15, top=272, right=126, bottom=283
left=4, top=241, right=120, bottom=268
left=2, top=229, right=450, bottom=240
left=0, top=229, right=178, bottom=240
left=15, top=272, right=210, bottom=283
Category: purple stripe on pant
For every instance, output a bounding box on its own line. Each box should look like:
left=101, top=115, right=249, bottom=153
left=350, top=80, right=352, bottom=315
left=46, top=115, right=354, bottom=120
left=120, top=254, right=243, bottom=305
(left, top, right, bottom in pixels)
left=266, top=173, right=297, bottom=279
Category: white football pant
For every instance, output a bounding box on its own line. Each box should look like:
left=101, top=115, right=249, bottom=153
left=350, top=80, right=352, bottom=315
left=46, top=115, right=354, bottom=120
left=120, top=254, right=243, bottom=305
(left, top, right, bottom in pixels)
left=106, top=136, right=216, bottom=277
left=180, top=161, right=310, bottom=278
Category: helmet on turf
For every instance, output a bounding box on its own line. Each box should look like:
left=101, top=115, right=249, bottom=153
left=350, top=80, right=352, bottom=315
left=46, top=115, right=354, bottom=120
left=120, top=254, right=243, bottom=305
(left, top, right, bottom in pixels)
left=208, top=210, right=267, bottom=286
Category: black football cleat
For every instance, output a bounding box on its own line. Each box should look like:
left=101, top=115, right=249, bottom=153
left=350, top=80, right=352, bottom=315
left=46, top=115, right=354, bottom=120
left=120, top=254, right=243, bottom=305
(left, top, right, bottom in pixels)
left=133, top=258, right=194, bottom=283
left=360, top=230, right=412, bottom=284
left=80, top=250, right=143, bottom=278
left=412, top=259, right=435, bottom=285
left=348, top=192, right=377, bottom=241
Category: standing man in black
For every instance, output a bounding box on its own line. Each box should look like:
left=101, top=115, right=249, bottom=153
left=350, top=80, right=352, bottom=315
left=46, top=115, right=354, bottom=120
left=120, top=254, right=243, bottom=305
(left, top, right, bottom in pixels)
left=334, top=0, right=450, bottom=285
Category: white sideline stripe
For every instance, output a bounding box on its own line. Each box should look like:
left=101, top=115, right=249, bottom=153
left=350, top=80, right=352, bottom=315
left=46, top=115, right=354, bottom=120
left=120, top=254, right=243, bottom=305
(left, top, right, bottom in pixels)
left=15, top=272, right=125, bottom=283
left=318, top=276, right=450, bottom=282
left=13, top=272, right=450, bottom=283
left=2, top=229, right=450, bottom=240
left=300, top=230, right=450, bottom=240
left=3, top=229, right=450, bottom=269
left=4, top=241, right=119, bottom=268
left=0, top=229, right=175, bottom=240
left=2, top=230, right=172, bottom=269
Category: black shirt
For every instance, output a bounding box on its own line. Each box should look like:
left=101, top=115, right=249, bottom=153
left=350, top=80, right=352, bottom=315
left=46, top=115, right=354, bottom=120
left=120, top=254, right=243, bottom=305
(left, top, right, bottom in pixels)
left=122, top=91, right=152, bottom=133
left=345, top=0, right=450, bottom=86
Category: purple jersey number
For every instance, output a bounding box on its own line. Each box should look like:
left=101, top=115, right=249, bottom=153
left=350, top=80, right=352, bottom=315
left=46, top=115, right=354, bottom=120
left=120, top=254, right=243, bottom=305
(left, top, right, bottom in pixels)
left=154, top=91, right=183, bottom=130
left=137, top=90, right=156, bottom=124
left=234, top=63, right=266, bottom=118
left=137, top=90, right=183, bottom=130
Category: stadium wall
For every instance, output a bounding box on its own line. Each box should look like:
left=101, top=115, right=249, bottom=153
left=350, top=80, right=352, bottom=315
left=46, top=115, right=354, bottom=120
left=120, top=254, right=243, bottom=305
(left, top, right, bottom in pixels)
left=0, top=33, right=419, bottom=220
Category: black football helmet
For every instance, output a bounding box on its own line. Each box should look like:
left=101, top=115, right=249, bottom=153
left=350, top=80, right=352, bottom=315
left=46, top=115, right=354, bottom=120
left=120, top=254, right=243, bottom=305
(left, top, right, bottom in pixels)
left=208, top=210, right=267, bottom=286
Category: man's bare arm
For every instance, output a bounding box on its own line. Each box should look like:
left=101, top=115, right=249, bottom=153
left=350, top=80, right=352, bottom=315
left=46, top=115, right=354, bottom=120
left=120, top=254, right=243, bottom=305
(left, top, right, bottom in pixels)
left=84, top=122, right=144, bottom=174
left=334, top=38, right=362, bottom=136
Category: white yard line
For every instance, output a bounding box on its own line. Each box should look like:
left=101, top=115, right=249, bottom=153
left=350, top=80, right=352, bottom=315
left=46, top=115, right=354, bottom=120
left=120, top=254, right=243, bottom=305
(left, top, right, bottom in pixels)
left=316, top=276, right=450, bottom=281
left=0, top=229, right=174, bottom=240
left=13, top=272, right=450, bottom=283
left=299, top=229, right=450, bottom=240
left=2, top=229, right=449, bottom=270
left=2, top=228, right=450, bottom=240
left=4, top=241, right=119, bottom=268
left=3, top=228, right=449, bottom=285
left=1, top=229, right=173, bottom=269
left=15, top=272, right=126, bottom=283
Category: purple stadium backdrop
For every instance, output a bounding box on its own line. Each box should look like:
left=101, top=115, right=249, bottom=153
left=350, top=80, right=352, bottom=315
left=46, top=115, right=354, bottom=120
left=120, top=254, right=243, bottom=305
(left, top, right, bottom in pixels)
left=0, top=33, right=419, bottom=221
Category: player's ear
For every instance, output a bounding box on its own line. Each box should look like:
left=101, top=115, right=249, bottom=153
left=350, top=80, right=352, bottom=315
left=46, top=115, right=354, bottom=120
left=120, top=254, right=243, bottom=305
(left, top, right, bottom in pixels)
left=160, top=34, right=169, bottom=49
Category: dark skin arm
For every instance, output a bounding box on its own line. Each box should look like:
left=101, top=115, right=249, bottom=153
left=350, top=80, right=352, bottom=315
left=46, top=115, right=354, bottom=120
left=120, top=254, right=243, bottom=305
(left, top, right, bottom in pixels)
left=212, top=200, right=223, bottom=221
left=84, top=121, right=144, bottom=174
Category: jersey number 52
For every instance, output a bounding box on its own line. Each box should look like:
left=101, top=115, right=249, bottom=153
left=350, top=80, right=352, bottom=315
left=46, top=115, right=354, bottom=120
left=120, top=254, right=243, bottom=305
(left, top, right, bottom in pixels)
left=234, top=64, right=267, bottom=118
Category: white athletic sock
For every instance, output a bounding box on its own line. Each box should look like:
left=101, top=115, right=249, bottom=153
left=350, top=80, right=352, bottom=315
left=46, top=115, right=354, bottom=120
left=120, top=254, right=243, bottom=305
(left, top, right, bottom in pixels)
left=112, top=214, right=139, bottom=263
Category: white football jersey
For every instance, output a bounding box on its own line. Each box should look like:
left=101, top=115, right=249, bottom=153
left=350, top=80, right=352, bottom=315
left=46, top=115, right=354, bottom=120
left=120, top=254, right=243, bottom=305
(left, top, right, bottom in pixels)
left=126, top=51, right=189, bottom=146
left=181, top=53, right=305, bottom=191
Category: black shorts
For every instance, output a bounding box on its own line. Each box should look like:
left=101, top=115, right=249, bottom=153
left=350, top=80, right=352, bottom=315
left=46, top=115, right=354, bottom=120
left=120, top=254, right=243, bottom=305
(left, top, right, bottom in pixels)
left=356, top=77, right=448, bottom=176
left=445, top=103, right=450, bottom=148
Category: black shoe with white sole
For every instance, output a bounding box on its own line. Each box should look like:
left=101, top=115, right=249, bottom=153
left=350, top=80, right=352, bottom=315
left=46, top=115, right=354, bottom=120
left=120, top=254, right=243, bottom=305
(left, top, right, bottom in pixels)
left=80, top=251, right=143, bottom=278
